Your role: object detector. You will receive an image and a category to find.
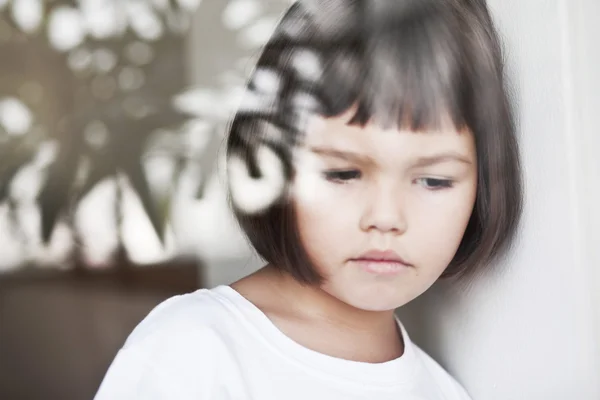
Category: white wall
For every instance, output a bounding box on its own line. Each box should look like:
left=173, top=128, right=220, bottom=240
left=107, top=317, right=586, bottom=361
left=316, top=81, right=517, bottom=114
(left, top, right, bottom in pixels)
left=187, top=0, right=600, bottom=397
left=398, top=0, right=600, bottom=398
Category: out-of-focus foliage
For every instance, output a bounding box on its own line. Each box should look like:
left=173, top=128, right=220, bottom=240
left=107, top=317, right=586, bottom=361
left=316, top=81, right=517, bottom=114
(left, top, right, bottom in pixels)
left=0, top=0, right=291, bottom=269
left=0, top=0, right=206, bottom=244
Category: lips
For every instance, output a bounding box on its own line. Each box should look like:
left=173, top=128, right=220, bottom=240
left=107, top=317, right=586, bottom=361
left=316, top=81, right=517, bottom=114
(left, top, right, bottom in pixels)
left=352, top=249, right=412, bottom=266
left=350, top=249, right=413, bottom=275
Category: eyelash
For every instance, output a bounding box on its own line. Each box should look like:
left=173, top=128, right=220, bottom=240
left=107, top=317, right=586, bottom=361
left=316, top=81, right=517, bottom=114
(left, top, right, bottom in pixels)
left=415, top=178, right=454, bottom=190
left=322, top=169, right=454, bottom=190
left=322, top=170, right=362, bottom=182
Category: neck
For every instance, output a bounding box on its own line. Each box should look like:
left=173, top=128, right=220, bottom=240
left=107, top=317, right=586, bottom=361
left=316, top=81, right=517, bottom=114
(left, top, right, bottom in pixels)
left=232, top=264, right=405, bottom=362
left=266, top=265, right=398, bottom=334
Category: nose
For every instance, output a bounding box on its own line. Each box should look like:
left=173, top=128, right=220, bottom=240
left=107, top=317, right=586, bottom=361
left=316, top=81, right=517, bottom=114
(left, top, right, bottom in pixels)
left=359, top=181, right=407, bottom=235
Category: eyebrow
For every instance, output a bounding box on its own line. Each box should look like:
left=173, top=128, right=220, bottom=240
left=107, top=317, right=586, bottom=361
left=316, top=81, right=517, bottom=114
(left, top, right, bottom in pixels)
left=410, top=153, right=473, bottom=168
left=310, top=147, right=373, bottom=164
left=309, top=146, right=473, bottom=167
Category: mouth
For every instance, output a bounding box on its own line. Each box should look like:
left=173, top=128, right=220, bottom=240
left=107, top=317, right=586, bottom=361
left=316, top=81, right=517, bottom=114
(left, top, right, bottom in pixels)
left=350, top=249, right=413, bottom=275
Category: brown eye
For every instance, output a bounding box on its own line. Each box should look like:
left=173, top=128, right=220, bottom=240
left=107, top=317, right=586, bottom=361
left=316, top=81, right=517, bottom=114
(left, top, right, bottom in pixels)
left=323, top=169, right=362, bottom=182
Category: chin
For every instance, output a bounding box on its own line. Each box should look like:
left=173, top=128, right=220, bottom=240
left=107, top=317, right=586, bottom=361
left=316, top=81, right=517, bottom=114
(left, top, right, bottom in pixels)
left=321, top=274, right=418, bottom=312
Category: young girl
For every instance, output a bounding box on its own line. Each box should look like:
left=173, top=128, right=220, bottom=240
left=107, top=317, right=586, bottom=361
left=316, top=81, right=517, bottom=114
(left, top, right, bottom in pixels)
left=95, top=0, right=523, bottom=398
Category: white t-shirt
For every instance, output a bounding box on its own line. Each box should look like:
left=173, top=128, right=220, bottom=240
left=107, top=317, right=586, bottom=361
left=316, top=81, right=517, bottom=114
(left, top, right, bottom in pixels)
left=95, top=285, right=472, bottom=399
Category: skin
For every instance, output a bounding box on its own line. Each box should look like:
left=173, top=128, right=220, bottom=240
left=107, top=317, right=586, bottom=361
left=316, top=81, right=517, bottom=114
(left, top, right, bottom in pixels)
left=232, top=108, right=478, bottom=363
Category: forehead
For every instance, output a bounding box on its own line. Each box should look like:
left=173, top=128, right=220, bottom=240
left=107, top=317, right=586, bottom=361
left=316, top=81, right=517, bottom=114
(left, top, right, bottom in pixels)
left=301, top=111, right=476, bottom=162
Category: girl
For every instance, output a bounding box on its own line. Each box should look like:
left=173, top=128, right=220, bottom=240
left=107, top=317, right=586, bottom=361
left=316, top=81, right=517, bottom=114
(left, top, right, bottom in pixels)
left=95, top=0, right=523, bottom=398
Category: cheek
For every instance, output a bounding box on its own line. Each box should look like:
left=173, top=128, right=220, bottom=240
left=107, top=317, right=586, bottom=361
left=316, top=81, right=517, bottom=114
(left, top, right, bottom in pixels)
left=292, top=182, right=359, bottom=269
left=294, top=188, right=356, bottom=241
left=409, top=190, right=476, bottom=266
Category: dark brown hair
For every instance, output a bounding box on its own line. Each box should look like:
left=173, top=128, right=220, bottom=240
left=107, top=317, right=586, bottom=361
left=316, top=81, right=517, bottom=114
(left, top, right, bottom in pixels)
left=225, top=0, right=523, bottom=284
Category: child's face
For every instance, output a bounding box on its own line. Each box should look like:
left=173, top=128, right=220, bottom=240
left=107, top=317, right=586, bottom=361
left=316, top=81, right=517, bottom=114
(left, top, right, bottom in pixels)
left=291, top=109, right=478, bottom=311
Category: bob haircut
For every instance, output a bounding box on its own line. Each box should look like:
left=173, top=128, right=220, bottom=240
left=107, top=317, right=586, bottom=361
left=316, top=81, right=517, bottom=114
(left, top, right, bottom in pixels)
left=225, top=0, right=523, bottom=284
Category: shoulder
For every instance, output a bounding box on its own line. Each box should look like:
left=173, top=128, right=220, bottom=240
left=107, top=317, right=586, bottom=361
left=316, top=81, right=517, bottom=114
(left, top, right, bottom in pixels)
left=122, top=288, right=227, bottom=349
left=95, top=287, right=237, bottom=399
left=116, top=286, right=250, bottom=367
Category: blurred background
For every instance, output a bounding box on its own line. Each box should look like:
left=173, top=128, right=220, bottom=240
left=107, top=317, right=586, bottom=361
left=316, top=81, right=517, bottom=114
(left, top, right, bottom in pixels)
left=0, top=0, right=291, bottom=398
